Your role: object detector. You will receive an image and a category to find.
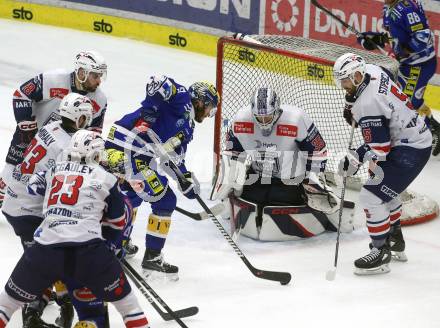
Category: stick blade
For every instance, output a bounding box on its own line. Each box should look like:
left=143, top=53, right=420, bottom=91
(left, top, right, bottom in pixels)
left=161, top=306, right=199, bottom=321
left=326, top=269, right=336, bottom=281
left=200, top=203, right=225, bottom=220
left=252, top=268, right=292, bottom=285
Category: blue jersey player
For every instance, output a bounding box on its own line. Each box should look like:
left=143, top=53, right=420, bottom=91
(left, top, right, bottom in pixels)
left=357, top=0, right=439, bottom=156
left=104, top=75, right=219, bottom=280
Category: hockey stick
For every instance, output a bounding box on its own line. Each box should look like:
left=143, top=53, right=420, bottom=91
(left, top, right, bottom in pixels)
left=122, top=259, right=198, bottom=325
left=145, top=129, right=292, bottom=286
left=175, top=203, right=225, bottom=221
left=326, top=122, right=356, bottom=281
left=311, top=0, right=387, bottom=55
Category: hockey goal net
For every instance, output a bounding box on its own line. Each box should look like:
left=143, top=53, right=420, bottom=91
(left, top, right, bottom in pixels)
left=214, top=35, right=438, bottom=225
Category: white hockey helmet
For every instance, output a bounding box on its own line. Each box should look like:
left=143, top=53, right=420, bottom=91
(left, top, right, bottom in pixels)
left=69, top=130, right=105, bottom=164
left=74, top=50, right=107, bottom=83
left=333, top=53, right=366, bottom=88
left=59, top=93, right=93, bottom=129
left=250, top=87, right=281, bottom=136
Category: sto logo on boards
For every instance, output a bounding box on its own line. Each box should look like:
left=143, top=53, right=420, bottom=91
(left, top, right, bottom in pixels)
left=169, top=33, right=187, bottom=47
left=93, top=19, right=113, bottom=33
left=12, top=7, right=33, bottom=20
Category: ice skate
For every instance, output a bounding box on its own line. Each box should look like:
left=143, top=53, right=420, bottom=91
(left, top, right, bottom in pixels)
left=142, top=248, right=179, bottom=281
left=122, top=238, right=139, bottom=259
left=354, top=244, right=391, bottom=275
left=55, top=294, right=74, bottom=328
left=389, top=226, right=407, bottom=262
left=23, top=304, right=58, bottom=328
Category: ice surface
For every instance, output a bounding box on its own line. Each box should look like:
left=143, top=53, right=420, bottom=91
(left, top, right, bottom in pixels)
left=1, top=19, right=440, bottom=328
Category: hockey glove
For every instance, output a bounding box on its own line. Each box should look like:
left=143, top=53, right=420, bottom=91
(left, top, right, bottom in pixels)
left=107, top=241, right=126, bottom=260
left=343, top=94, right=358, bottom=127
left=357, top=32, right=388, bottom=51
left=27, top=171, right=47, bottom=196
left=177, top=171, right=200, bottom=199
left=17, top=121, right=38, bottom=144
left=338, top=149, right=361, bottom=177
left=303, top=178, right=340, bottom=214
left=429, top=116, right=440, bottom=156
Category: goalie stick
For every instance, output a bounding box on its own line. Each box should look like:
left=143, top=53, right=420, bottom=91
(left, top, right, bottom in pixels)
left=326, top=121, right=356, bottom=281
left=122, top=259, right=198, bottom=325
left=311, top=0, right=387, bottom=55
left=175, top=203, right=225, bottom=220
left=145, top=129, right=292, bottom=286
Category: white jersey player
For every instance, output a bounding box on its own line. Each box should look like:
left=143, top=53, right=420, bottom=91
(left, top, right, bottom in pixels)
left=334, top=53, right=432, bottom=275
left=212, top=87, right=354, bottom=241
left=0, top=130, right=150, bottom=328
left=2, top=93, right=93, bottom=248
left=0, top=51, right=107, bottom=207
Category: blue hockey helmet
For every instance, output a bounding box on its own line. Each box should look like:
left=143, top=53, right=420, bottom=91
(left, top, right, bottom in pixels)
left=188, top=81, right=220, bottom=117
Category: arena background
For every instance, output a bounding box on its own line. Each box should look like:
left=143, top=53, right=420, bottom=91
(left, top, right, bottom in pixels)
left=0, top=0, right=439, bottom=109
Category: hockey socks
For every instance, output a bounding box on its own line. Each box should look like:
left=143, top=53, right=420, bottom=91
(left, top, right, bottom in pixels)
left=112, top=291, right=149, bottom=328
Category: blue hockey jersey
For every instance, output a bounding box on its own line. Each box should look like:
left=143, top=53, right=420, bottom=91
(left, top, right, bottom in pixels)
left=383, top=0, right=435, bottom=65
left=105, top=76, right=194, bottom=173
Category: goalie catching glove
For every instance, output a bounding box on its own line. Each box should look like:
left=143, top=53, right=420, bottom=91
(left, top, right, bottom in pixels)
left=302, top=174, right=340, bottom=214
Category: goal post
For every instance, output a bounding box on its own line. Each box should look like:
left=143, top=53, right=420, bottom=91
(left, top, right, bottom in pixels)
left=214, top=35, right=438, bottom=225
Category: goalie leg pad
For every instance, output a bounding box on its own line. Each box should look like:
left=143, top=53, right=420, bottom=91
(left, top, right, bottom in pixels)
left=229, top=196, right=258, bottom=239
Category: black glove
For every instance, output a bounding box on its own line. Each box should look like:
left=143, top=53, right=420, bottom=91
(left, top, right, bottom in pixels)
left=357, top=32, right=388, bottom=51
left=177, top=171, right=200, bottom=199
left=338, top=149, right=361, bottom=177
left=430, top=116, right=440, bottom=156
left=343, top=94, right=358, bottom=127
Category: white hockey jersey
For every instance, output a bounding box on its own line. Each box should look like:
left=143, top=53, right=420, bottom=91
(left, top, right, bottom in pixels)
left=352, top=65, right=432, bottom=157
left=2, top=121, right=72, bottom=218
left=228, top=104, right=327, bottom=180
left=34, top=161, right=125, bottom=246
left=12, top=69, right=107, bottom=132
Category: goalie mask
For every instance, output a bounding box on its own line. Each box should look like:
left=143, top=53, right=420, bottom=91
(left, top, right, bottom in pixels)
left=69, top=130, right=105, bottom=164
left=251, top=87, right=281, bottom=136
left=333, top=53, right=366, bottom=89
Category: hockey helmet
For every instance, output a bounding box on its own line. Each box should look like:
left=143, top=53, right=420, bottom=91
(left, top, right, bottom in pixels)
left=250, top=87, right=281, bottom=136
left=333, top=53, right=366, bottom=88
left=59, top=93, right=93, bottom=129
left=188, top=81, right=220, bottom=117
left=69, top=129, right=105, bottom=164
left=74, top=50, right=107, bottom=83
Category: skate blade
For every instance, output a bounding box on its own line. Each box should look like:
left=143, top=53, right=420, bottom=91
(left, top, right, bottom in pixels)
left=124, top=252, right=137, bottom=259
left=391, top=251, right=408, bottom=262
left=142, top=269, right=179, bottom=282
left=354, top=264, right=390, bottom=276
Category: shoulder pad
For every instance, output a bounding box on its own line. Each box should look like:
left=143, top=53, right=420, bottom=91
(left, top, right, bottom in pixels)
left=146, top=76, right=177, bottom=101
